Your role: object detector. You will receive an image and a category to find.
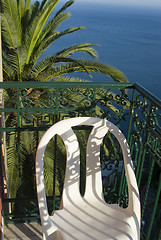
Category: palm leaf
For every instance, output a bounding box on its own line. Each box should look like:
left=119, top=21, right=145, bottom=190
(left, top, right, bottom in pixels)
left=31, top=13, right=72, bottom=65
left=55, top=43, right=99, bottom=58
left=32, top=26, right=85, bottom=66
left=25, top=0, right=60, bottom=64
left=36, top=12, right=71, bottom=46
left=38, top=60, right=128, bottom=83
left=33, top=56, right=91, bottom=77
left=6, top=47, right=27, bottom=80
left=25, top=0, right=31, bottom=11
left=20, top=131, right=37, bottom=196
left=18, top=0, right=25, bottom=18
left=1, top=0, right=22, bottom=42
left=1, top=0, right=17, bottom=20
left=39, top=0, right=48, bottom=10
left=43, top=135, right=66, bottom=196
left=55, top=0, right=74, bottom=17
left=1, top=13, right=21, bottom=48
left=27, top=1, right=40, bottom=26
left=45, top=26, right=85, bottom=44
left=7, top=132, right=19, bottom=198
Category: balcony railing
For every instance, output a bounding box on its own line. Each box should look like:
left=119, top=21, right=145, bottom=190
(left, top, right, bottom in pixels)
left=0, top=81, right=160, bottom=240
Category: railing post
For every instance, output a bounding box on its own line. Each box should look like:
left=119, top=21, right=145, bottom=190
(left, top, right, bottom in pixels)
left=17, top=87, right=22, bottom=186
left=146, top=174, right=161, bottom=240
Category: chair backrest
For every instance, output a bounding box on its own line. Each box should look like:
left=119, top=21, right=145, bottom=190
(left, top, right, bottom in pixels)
left=36, top=117, right=140, bottom=230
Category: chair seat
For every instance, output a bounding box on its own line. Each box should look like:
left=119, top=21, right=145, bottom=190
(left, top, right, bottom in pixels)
left=50, top=199, right=135, bottom=240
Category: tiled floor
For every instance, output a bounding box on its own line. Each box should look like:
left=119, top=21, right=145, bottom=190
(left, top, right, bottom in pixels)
left=3, top=222, right=43, bottom=240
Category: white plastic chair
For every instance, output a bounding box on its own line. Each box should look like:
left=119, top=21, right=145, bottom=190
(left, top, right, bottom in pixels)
left=36, top=117, right=140, bottom=240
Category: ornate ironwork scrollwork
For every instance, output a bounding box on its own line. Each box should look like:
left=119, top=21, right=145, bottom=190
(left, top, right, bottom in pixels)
left=20, top=88, right=57, bottom=108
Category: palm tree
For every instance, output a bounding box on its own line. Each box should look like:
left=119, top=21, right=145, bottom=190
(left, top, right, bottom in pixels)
left=0, top=0, right=129, bottom=213
left=1, top=0, right=127, bottom=83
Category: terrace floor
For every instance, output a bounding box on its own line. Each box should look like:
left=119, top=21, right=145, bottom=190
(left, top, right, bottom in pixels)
left=3, top=222, right=43, bottom=240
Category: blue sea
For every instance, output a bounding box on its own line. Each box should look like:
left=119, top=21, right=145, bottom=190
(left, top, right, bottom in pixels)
left=45, top=2, right=161, bottom=98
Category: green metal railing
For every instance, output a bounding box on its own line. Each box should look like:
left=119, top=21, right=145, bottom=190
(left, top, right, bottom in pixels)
left=0, top=81, right=160, bottom=240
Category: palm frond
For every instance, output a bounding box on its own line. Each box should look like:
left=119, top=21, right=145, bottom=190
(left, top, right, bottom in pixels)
left=25, top=0, right=31, bottom=11
left=31, top=13, right=71, bottom=65
left=39, top=0, right=48, bottom=11
left=36, top=12, right=71, bottom=46
left=55, top=43, right=98, bottom=58
left=1, top=1, right=23, bottom=77
left=2, top=51, right=15, bottom=78
left=1, top=0, right=22, bottom=40
left=1, top=13, right=21, bottom=48
left=47, top=26, right=85, bottom=43
left=43, top=135, right=66, bottom=196
left=33, top=56, right=91, bottom=77
left=27, top=1, right=40, bottom=26
left=18, top=0, right=25, bottom=19
left=21, top=1, right=39, bottom=36
left=51, top=76, right=88, bottom=82
left=55, top=0, right=74, bottom=17
left=38, top=60, right=128, bottom=83
left=32, top=26, right=85, bottom=66
left=5, top=47, right=27, bottom=80
left=7, top=132, right=19, bottom=198
left=25, top=0, right=60, bottom=64
left=1, top=0, right=17, bottom=20
left=2, top=66, right=13, bottom=81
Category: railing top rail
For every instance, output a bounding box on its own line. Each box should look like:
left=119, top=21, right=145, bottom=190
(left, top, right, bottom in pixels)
left=0, top=81, right=134, bottom=89
left=134, top=83, right=161, bottom=109
left=0, top=81, right=160, bottom=108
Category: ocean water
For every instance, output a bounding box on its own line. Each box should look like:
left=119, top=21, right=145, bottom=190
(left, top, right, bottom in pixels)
left=45, top=3, right=161, bottom=98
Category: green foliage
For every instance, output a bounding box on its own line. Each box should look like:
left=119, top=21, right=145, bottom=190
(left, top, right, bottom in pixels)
left=1, top=0, right=128, bottom=83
